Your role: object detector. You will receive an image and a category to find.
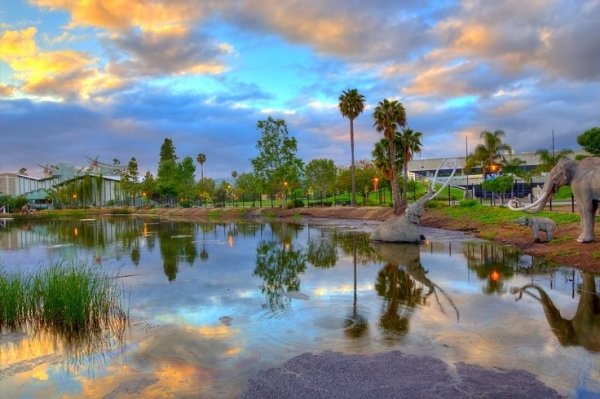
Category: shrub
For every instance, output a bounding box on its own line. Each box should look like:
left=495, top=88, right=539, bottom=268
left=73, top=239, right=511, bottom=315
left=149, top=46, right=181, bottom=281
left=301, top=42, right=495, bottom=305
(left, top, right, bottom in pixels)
left=459, top=199, right=480, bottom=208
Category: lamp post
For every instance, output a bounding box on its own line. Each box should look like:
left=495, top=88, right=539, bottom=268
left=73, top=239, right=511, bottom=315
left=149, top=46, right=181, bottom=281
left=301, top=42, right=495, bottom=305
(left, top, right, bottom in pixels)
left=227, top=184, right=232, bottom=207
left=283, top=181, right=288, bottom=208
left=373, top=177, right=379, bottom=204
left=487, top=163, right=499, bottom=206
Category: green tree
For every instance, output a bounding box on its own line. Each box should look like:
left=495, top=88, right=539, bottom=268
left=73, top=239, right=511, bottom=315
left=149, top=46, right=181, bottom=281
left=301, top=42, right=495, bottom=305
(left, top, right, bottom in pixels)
left=141, top=171, right=156, bottom=201
left=577, top=127, right=600, bottom=156
left=250, top=117, right=304, bottom=198
left=398, top=128, right=422, bottom=201
left=338, top=89, right=366, bottom=206
left=196, top=153, right=206, bottom=182
left=157, top=138, right=179, bottom=202
left=535, top=148, right=574, bottom=174
left=501, top=157, right=526, bottom=197
left=119, top=157, right=139, bottom=204
left=354, top=161, right=379, bottom=205
left=304, top=158, right=337, bottom=200
left=373, top=99, right=406, bottom=215
left=235, top=172, right=260, bottom=202
left=177, top=156, right=196, bottom=205
left=466, top=130, right=512, bottom=180
left=482, top=175, right=514, bottom=198
left=197, top=177, right=215, bottom=205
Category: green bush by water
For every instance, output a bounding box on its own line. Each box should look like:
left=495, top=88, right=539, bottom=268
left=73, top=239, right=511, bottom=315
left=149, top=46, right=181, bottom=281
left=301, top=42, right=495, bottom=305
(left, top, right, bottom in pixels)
left=0, top=263, right=127, bottom=335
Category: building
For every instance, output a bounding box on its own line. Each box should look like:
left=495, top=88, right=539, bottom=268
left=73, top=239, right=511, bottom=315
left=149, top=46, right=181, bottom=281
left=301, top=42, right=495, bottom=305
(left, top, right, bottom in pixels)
left=0, top=158, right=125, bottom=207
left=407, top=150, right=585, bottom=198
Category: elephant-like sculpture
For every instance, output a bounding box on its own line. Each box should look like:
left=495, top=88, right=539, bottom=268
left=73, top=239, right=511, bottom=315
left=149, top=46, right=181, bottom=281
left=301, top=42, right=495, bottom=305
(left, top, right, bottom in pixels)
left=515, top=216, right=557, bottom=242
left=371, top=159, right=457, bottom=243
left=509, top=157, right=600, bottom=243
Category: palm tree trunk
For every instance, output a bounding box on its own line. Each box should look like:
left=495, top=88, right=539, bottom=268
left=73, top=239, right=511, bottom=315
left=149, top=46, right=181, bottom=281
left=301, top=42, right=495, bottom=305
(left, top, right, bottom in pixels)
left=403, top=152, right=409, bottom=202
left=350, top=119, right=356, bottom=206
left=389, top=140, right=404, bottom=215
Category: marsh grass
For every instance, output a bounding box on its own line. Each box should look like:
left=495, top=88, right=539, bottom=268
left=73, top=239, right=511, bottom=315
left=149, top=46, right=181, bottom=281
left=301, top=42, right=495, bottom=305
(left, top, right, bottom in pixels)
left=0, top=263, right=128, bottom=339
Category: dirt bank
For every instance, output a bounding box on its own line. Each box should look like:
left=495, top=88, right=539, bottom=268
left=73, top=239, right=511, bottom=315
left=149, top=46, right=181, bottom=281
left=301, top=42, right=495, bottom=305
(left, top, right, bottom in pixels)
left=134, top=205, right=599, bottom=272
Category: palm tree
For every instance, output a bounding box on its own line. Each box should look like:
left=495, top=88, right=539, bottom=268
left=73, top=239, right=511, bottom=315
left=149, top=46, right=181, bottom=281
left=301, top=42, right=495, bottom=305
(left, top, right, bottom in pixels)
left=398, top=127, right=422, bottom=201
left=196, top=153, right=206, bottom=182
left=467, top=130, right=512, bottom=180
left=535, top=148, right=574, bottom=174
left=373, top=99, right=407, bottom=215
left=338, top=89, right=366, bottom=206
left=372, top=135, right=402, bottom=182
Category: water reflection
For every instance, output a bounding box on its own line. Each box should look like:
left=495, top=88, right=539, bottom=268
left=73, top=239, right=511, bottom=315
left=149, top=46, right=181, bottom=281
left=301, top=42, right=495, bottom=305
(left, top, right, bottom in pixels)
left=463, top=242, right=557, bottom=295
left=512, top=272, right=600, bottom=352
left=254, top=240, right=307, bottom=310
left=2, top=219, right=600, bottom=397
left=372, top=243, right=459, bottom=341
left=343, top=235, right=368, bottom=338
left=157, top=221, right=197, bottom=281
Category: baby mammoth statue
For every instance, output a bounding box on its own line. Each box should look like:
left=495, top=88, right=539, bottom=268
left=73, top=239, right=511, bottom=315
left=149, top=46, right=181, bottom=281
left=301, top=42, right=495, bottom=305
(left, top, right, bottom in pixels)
left=516, top=216, right=557, bottom=242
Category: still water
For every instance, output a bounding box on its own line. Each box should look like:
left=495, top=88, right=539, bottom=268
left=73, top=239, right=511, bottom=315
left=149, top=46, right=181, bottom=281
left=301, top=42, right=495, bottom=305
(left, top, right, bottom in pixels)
left=0, top=217, right=599, bottom=398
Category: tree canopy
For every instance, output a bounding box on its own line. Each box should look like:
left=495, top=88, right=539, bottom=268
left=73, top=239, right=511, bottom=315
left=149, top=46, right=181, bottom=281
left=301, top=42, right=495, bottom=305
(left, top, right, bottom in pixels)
left=304, top=158, right=337, bottom=197
left=373, top=99, right=407, bottom=215
left=577, top=127, right=600, bottom=156
left=250, top=117, right=304, bottom=194
left=466, top=130, right=512, bottom=178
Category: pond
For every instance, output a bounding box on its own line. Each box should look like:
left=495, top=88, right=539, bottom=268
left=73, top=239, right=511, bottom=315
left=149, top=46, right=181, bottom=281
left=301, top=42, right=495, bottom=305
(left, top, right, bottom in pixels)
left=0, top=217, right=599, bottom=398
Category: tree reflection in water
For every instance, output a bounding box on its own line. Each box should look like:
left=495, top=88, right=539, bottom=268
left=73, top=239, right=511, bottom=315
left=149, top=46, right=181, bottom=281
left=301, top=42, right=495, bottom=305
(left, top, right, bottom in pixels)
left=307, top=229, right=338, bottom=268
left=254, top=240, right=307, bottom=310
left=344, top=234, right=369, bottom=338
left=158, top=221, right=197, bottom=281
left=512, top=272, right=600, bottom=352
left=463, top=243, right=518, bottom=295
left=372, top=243, right=459, bottom=341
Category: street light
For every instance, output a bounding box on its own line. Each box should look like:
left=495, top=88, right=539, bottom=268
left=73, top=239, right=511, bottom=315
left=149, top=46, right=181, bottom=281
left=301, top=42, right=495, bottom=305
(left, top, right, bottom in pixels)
left=373, top=177, right=380, bottom=204
left=283, top=181, right=288, bottom=207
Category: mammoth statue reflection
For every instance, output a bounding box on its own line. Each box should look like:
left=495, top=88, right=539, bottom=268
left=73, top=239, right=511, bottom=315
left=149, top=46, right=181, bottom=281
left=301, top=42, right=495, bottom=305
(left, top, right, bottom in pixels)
left=371, top=242, right=459, bottom=337
left=512, top=272, right=600, bottom=352
left=509, top=157, right=600, bottom=243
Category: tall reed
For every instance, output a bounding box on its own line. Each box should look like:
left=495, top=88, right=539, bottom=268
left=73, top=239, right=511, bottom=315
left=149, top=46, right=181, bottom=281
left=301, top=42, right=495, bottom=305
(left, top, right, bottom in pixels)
left=0, top=263, right=128, bottom=336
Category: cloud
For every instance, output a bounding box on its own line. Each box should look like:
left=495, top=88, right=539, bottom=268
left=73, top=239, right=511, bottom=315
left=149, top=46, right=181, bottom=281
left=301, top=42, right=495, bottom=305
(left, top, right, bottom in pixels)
left=0, top=27, right=123, bottom=100
left=106, top=28, right=231, bottom=77
left=31, top=0, right=214, bottom=33
left=226, top=0, right=436, bottom=61
left=0, top=84, right=15, bottom=97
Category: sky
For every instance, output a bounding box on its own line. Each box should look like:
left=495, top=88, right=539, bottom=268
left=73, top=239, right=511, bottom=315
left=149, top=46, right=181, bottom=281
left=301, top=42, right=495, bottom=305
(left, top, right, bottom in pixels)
left=1, top=0, right=599, bottom=179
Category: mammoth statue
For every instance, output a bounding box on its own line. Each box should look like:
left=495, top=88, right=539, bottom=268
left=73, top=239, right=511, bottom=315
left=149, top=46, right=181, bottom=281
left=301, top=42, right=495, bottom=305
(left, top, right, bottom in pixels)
left=509, top=157, right=600, bottom=243
left=371, top=159, right=457, bottom=243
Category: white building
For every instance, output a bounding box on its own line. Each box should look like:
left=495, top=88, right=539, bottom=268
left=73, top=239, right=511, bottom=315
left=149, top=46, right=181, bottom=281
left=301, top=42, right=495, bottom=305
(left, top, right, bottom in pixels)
left=0, top=159, right=125, bottom=207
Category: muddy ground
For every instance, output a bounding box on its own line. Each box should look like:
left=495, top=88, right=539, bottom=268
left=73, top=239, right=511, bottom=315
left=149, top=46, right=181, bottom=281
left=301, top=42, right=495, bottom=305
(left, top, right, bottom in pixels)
left=139, top=205, right=600, bottom=272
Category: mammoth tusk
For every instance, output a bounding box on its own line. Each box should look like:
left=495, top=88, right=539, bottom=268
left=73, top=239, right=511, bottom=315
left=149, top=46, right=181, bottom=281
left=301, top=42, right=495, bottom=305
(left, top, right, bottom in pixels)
left=431, top=159, right=458, bottom=201
left=508, top=192, right=549, bottom=212
left=410, top=159, right=458, bottom=210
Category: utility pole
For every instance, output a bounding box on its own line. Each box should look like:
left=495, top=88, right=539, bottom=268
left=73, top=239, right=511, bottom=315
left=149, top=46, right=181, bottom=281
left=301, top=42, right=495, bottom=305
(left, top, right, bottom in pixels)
left=552, top=128, right=555, bottom=158
left=465, top=135, right=470, bottom=198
